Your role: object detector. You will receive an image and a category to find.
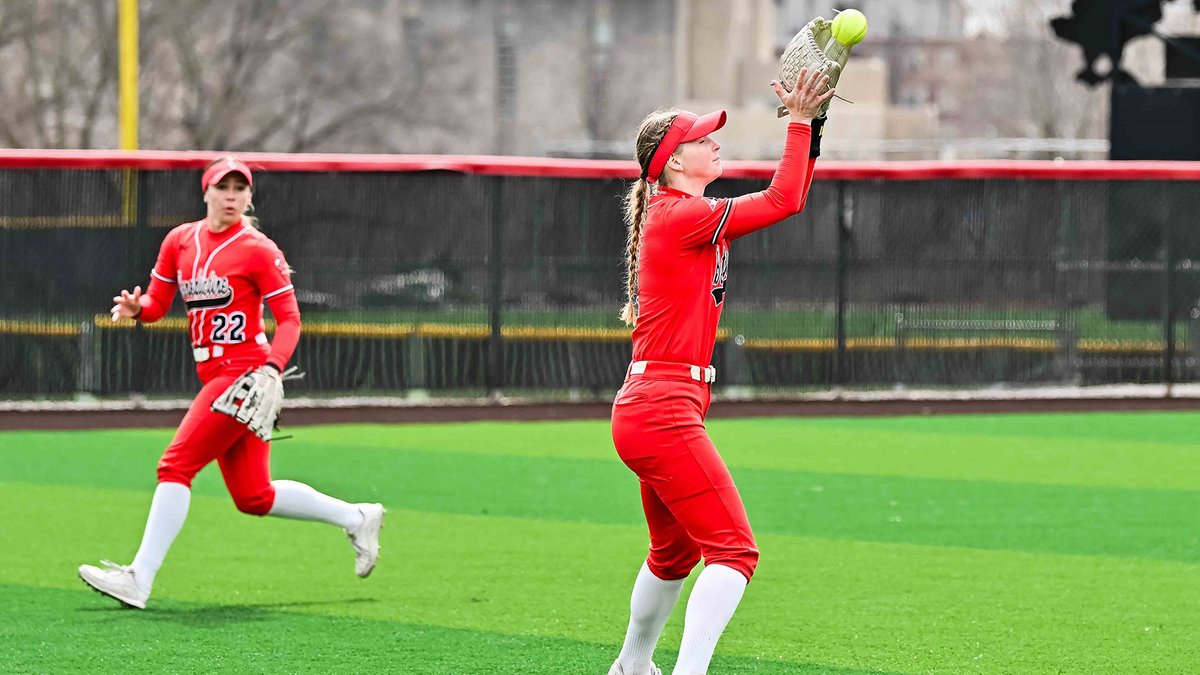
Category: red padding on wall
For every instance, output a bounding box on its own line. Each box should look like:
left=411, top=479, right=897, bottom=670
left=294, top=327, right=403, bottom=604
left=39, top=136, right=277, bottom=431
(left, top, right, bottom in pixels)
left=0, top=149, right=1198, bottom=181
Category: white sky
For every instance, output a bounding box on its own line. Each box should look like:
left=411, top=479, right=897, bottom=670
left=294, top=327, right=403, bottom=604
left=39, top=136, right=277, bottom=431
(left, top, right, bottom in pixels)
left=961, top=0, right=1059, bottom=36
left=962, top=0, right=1196, bottom=36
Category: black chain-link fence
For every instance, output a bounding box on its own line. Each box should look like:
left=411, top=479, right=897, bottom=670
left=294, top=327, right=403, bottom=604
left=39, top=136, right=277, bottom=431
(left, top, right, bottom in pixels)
left=3, top=156, right=1199, bottom=398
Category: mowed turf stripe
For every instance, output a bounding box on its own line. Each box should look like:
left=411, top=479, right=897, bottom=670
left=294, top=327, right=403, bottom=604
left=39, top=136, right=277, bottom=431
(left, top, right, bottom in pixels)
left=707, top=413, right=1200, bottom=491
left=799, top=411, right=1200, bottom=446
left=7, top=412, right=1200, bottom=492
left=3, top=438, right=1198, bottom=564
left=2, top=483, right=1196, bottom=674
left=741, top=470, right=1200, bottom=563
left=276, top=415, right=1200, bottom=491
left=2, top=429, right=1197, bottom=561
left=268, top=445, right=1199, bottom=563
left=1, top=586, right=886, bottom=675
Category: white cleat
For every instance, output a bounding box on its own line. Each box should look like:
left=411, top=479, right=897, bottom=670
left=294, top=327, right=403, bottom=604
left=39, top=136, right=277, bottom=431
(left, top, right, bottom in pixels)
left=608, top=661, right=662, bottom=675
left=346, top=503, right=385, bottom=578
left=78, top=560, right=149, bottom=609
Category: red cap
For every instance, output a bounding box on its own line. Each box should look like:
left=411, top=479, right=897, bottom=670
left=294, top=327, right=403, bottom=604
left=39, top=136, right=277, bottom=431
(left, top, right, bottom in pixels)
left=201, top=158, right=253, bottom=192
left=644, top=110, right=727, bottom=183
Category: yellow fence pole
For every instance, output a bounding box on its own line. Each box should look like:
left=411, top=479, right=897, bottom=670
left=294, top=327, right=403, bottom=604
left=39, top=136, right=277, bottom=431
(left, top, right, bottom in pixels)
left=118, top=0, right=139, bottom=226
left=118, top=0, right=138, bottom=150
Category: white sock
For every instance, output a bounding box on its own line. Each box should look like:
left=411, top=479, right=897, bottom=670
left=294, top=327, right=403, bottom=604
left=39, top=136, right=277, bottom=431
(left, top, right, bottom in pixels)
left=267, top=479, right=364, bottom=531
left=129, top=481, right=191, bottom=592
left=616, top=562, right=685, bottom=675
left=672, top=564, right=748, bottom=675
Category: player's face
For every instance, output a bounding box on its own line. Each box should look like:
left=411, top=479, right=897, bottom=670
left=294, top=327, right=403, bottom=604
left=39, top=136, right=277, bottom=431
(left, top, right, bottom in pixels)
left=674, top=135, right=723, bottom=185
left=205, top=174, right=252, bottom=227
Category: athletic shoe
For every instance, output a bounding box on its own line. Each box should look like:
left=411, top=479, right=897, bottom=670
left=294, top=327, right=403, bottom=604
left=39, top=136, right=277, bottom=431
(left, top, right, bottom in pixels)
left=78, top=560, right=149, bottom=609
left=608, top=661, right=662, bottom=675
left=346, top=503, right=385, bottom=578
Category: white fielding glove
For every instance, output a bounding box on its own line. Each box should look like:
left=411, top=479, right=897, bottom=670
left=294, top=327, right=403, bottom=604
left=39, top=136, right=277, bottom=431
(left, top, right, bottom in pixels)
left=777, top=16, right=854, bottom=118
left=211, top=365, right=303, bottom=441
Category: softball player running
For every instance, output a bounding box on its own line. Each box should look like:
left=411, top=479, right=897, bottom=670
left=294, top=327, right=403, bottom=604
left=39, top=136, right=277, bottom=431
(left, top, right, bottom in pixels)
left=607, top=68, right=833, bottom=675
left=78, top=157, right=385, bottom=610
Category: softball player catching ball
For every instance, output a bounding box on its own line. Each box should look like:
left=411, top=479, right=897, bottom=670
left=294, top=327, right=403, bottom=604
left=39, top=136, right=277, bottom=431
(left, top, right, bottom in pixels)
left=608, top=68, right=833, bottom=675
left=78, top=157, right=385, bottom=609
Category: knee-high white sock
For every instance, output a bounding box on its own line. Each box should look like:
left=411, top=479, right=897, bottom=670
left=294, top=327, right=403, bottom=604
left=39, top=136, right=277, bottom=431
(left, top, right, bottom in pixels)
left=129, top=481, right=191, bottom=592
left=616, top=562, right=685, bottom=675
left=672, top=564, right=748, bottom=675
left=267, top=480, right=364, bottom=530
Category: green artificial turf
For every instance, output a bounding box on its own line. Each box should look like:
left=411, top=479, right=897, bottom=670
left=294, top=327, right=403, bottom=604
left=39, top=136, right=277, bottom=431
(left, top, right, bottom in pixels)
left=2, top=412, right=1197, bottom=673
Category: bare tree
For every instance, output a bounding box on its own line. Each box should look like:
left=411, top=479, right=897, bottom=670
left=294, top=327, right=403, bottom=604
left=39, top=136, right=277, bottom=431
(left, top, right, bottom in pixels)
left=0, top=0, right=479, bottom=152
left=139, top=0, right=480, bottom=153
left=0, top=1, right=117, bottom=148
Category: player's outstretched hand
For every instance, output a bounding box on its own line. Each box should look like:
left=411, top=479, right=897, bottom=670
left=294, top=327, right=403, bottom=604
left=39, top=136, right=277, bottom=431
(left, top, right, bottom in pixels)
left=772, top=67, right=834, bottom=123
left=110, top=286, right=142, bottom=322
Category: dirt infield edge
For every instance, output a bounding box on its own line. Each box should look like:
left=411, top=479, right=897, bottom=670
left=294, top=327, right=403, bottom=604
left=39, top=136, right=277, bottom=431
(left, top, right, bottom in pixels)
left=1, top=396, right=1196, bottom=431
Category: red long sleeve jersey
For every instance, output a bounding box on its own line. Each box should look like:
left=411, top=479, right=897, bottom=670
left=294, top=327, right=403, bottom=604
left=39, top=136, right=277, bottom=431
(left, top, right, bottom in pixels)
left=138, top=219, right=301, bottom=371
left=631, top=122, right=816, bottom=367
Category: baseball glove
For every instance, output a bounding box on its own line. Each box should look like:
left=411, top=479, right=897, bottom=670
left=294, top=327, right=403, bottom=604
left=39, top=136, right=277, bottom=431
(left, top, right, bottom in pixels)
left=777, top=16, right=854, bottom=118
left=212, top=365, right=304, bottom=441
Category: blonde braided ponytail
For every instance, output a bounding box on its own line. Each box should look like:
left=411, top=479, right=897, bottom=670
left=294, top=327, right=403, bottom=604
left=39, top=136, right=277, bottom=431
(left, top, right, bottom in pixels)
left=620, top=179, right=649, bottom=325
left=620, top=109, right=681, bottom=327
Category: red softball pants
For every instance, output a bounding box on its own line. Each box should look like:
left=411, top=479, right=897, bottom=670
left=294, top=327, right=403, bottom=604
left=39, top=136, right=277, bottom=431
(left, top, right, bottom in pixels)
left=156, top=362, right=275, bottom=515
left=610, top=367, right=758, bottom=582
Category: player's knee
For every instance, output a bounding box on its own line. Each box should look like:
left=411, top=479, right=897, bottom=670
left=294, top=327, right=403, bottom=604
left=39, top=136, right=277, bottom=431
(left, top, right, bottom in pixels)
left=156, top=464, right=193, bottom=488
left=647, top=548, right=701, bottom=581
left=707, top=545, right=759, bottom=581
left=232, top=489, right=273, bottom=516
left=647, top=558, right=698, bottom=581
left=737, top=547, right=760, bottom=580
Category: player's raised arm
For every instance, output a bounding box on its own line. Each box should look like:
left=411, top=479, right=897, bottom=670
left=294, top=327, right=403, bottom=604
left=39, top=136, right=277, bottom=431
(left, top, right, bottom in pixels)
left=720, top=67, right=833, bottom=242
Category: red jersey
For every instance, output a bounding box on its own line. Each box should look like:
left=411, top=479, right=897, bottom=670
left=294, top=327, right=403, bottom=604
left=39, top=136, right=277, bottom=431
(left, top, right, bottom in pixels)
left=631, top=122, right=816, bottom=366
left=137, top=218, right=301, bottom=373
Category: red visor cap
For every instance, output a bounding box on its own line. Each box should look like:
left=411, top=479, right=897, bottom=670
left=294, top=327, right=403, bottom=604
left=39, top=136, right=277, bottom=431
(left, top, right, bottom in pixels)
left=644, top=109, right=727, bottom=182
left=201, top=158, right=253, bottom=192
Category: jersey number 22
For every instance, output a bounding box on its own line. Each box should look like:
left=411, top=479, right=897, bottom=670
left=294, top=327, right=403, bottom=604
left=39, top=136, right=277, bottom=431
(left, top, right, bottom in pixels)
left=211, top=311, right=247, bottom=344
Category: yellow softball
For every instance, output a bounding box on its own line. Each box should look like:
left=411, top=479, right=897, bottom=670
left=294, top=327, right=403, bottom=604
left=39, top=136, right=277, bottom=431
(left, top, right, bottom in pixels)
left=831, top=9, right=868, bottom=47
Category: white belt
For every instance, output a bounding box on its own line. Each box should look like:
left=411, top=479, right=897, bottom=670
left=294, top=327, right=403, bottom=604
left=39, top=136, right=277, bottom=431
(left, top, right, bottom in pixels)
left=629, top=360, right=717, bottom=383
left=192, top=345, right=225, bottom=363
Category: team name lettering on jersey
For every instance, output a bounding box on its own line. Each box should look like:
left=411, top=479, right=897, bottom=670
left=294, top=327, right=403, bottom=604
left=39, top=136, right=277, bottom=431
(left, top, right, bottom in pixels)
left=711, top=245, right=729, bottom=306
left=180, top=276, right=234, bottom=311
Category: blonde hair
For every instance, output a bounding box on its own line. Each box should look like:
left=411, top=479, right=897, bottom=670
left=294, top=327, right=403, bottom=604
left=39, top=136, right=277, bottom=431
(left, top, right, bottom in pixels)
left=203, top=155, right=259, bottom=230
left=621, top=108, right=680, bottom=326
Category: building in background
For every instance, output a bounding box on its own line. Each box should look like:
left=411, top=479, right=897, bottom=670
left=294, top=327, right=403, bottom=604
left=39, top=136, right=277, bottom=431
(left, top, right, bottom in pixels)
left=0, top=0, right=1179, bottom=158
left=524, top=0, right=1115, bottom=160
left=773, top=0, right=1116, bottom=159
left=526, top=0, right=939, bottom=160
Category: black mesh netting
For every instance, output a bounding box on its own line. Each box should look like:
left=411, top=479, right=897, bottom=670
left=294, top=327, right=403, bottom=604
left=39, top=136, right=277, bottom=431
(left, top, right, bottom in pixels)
left=2, top=165, right=1197, bottom=397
